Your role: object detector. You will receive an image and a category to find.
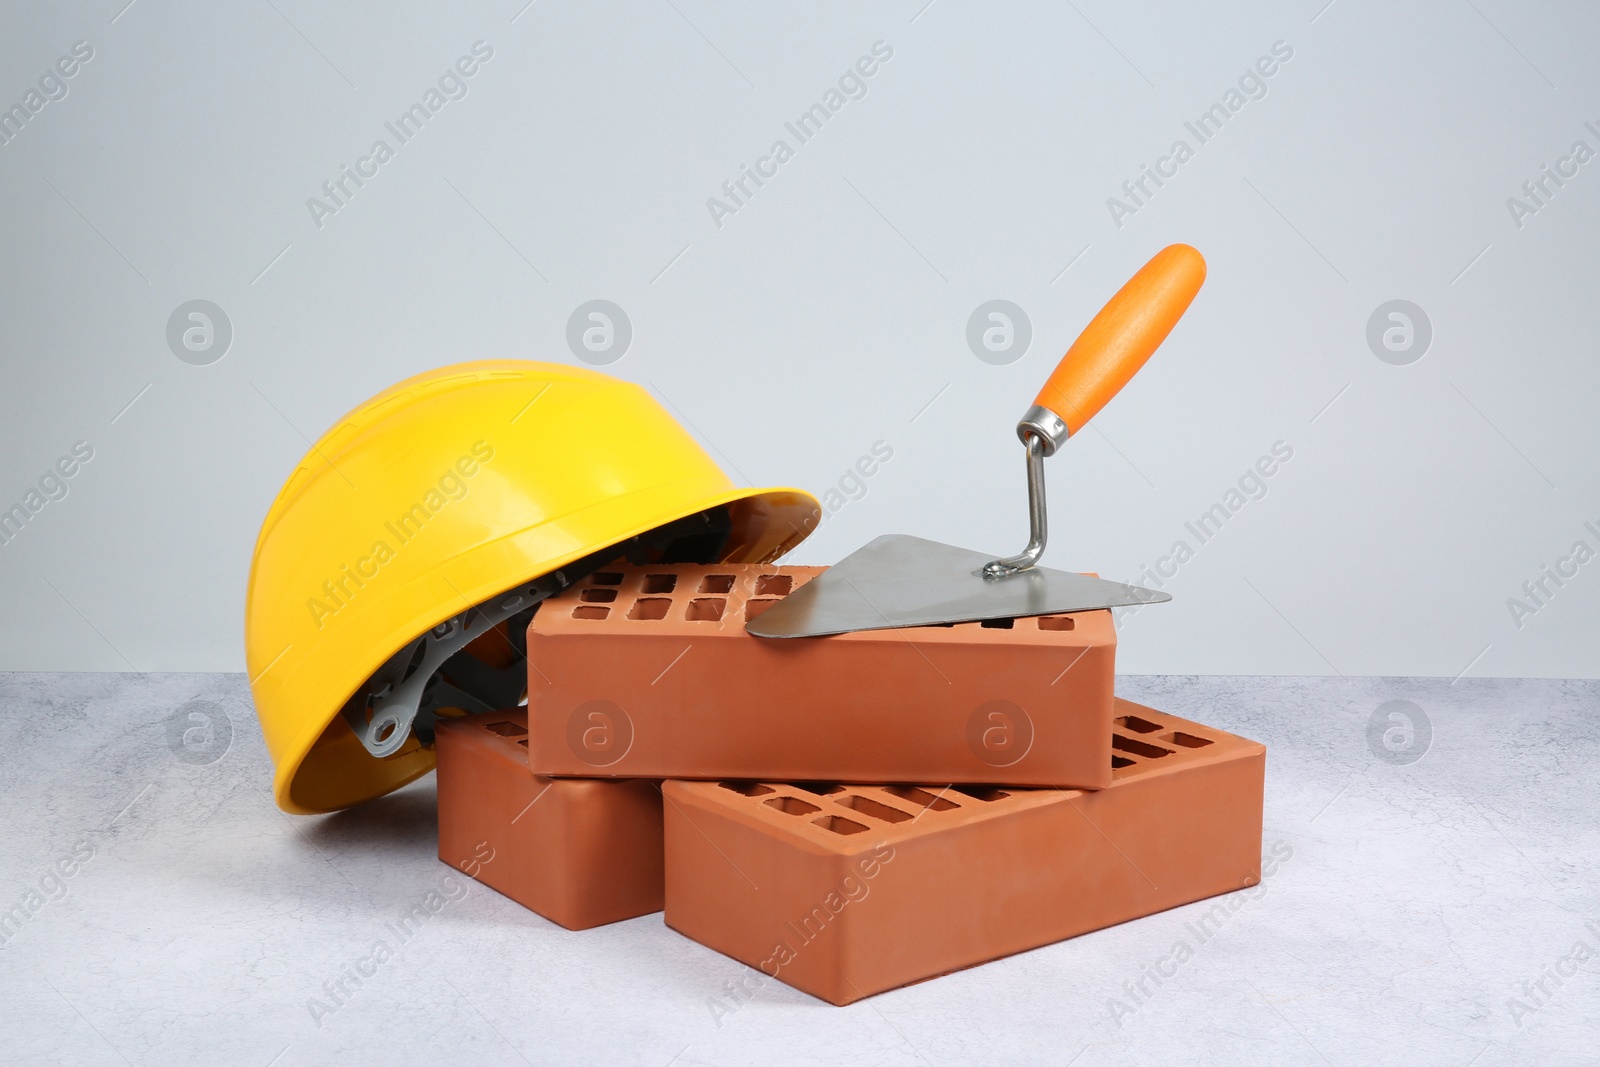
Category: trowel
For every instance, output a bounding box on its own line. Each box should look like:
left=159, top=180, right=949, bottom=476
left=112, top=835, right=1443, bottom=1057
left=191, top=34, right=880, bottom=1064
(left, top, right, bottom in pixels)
left=747, top=243, right=1206, bottom=639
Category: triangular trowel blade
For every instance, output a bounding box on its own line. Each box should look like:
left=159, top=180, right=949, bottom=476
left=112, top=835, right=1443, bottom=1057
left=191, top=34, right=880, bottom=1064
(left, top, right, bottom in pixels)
left=745, top=534, right=1171, bottom=638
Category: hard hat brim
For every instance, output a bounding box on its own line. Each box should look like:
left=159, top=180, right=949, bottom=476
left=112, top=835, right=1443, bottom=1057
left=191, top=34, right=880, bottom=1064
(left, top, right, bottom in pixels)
left=267, top=484, right=818, bottom=814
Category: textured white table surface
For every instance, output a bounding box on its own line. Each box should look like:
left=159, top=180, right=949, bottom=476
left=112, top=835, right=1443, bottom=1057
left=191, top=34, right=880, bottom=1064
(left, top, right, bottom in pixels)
left=1, top=674, right=1595, bottom=1066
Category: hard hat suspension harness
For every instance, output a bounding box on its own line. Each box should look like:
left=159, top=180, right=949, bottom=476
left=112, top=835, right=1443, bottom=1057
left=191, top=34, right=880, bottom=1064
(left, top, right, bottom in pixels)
left=340, top=508, right=734, bottom=758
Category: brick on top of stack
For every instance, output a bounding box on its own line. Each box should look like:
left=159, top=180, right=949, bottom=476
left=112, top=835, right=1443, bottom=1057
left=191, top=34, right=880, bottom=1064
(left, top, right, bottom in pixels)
left=525, top=563, right=1117, bottom=789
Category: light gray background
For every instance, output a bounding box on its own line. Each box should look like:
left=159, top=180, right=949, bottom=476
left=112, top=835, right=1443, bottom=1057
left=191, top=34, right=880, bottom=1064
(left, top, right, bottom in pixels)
left=2, top=0, right=1597, bottom=678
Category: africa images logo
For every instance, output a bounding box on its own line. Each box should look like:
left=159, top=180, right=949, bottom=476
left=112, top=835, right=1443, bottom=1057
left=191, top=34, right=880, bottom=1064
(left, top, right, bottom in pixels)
left=305, top=442, right=494, bottom=629
left=0, top=40, right=95, bottom=148
left=305, top=41, right=495, bottom=229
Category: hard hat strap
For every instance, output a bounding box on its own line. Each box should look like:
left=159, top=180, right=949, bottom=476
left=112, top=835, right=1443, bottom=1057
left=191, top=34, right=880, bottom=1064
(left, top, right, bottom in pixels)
left=339, top=507, right=733, bottom=759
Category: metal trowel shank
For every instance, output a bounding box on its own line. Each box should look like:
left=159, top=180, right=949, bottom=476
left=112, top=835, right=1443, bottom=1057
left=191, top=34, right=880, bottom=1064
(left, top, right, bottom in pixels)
left=744, top=534, right=1170, bottom=638
left=746, top=243, right=1207, bottom=640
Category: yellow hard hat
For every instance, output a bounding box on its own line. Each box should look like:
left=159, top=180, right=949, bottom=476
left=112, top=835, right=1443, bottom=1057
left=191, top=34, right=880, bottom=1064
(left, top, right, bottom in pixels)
left=246, top=360, right=818, bottom=814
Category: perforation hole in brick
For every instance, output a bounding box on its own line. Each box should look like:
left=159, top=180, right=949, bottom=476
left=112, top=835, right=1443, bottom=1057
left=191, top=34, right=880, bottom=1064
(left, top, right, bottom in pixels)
left=564, top=566, right=815, bottom=625
left=1110, top=715, right=1218, bottom=778
left=558, top=566, right=1094, bottom=637
left=475, top=717, right=531, bottom=750
left=718, top=780, right=1016, bottom=837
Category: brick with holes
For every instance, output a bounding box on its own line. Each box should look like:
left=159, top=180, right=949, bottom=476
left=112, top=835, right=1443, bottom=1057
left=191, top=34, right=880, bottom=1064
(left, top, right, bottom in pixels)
left=662, top=699, right=1264, bottom=1005
left=435, top=709, right=664, bottom=930
left=526, top=563, right=1116, bottom=788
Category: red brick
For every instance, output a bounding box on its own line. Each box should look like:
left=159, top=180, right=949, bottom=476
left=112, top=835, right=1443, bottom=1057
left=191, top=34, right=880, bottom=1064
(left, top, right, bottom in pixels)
left=662, top=699, right=1265, bottom=1005
left=435, top=709, right=663, bottom=930
left=526, top=564, right=1116, bottom=788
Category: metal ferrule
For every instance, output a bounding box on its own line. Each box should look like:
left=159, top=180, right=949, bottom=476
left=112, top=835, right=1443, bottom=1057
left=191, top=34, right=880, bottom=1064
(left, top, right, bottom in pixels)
left=1015, top=404, right=1069, bottom=456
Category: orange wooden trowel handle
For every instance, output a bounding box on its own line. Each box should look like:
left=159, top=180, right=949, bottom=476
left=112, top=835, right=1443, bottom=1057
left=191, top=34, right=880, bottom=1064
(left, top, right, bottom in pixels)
left=1023, top=244, right=1205, bottom=452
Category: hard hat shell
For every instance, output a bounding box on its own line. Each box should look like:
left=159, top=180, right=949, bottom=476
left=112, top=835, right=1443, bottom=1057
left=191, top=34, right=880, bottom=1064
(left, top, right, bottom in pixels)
left=246, top=360, right=818, bottom=814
